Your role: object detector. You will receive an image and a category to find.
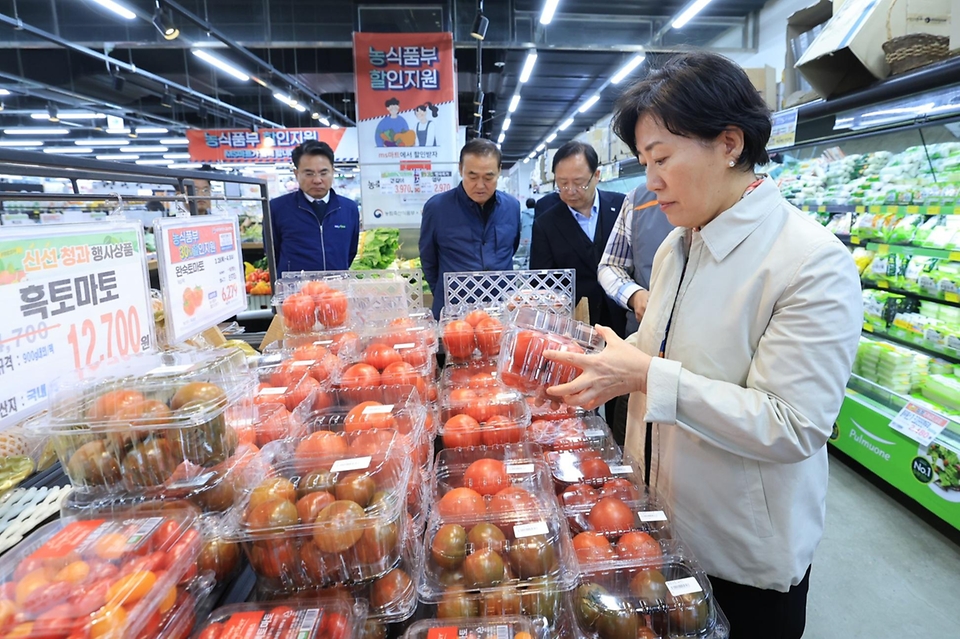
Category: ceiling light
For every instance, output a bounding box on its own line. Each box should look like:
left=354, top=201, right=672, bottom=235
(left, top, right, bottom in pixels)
left=528, top=151, right=537, bottom=159
left=545, top=133, right=557, bottom=143
left=578, top=95, right=600, bottom=112
left=73, top=139, right=130, bottom=146
left=508, top=95, right=521, bottom=113
left=160, top=138, right=189, bottom=145
left=90, top=0, right=136, bottom=20
left=170, top=162, right=202, bottom=169
left=0, top=90, right=10, bottom=96
left=0, top=140, right=42, bottom=147
left=503, top=117, right=511, bottom=131
left=97, top=154, right=134, bottom=160
left=4, top=128, right=69, bottom=135
left=535, top=143, right=545, bottom=152
left=610, top=53, right=645, bottom=85
left=294, top=103, right=307, bottom=113
left=121, top=146, right=168, bottom=153
left=558, top=117, right=574, bottom=131
left=152, top=2, right=180, bottom=40
left=519, top=52, right=538, bottom=83
left=192, top=50, right=251, bottom=82
left=163, top=153, right=191, bottom=159
left=471, top=12, right=489, bottom=40
left=673, top=0, right=714, bottom=29
left=540, top=0, right=561, bottom=24
left=139, top=127, right=168, bottom=134
left=332, top=124, right=340, bottom=130
left=44, top=147, right=93, bottom=154
left=128, top=127, right=138, bottom=138
left=136, top=159, right=174, bottom=165
left=46, top=104, right=59, bottom=123
left=497, top=132, right=505, bottom=144
left=274, top=93, right=306, bottom=112
left=31, top=111, right=106, bottom=120
left=523, top=157, right=530, bottom=164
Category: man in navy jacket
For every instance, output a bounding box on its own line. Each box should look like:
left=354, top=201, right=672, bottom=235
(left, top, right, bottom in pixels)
left=267, top=140, right=360, bottom=275
left=419, top=139, right=521, bottom=318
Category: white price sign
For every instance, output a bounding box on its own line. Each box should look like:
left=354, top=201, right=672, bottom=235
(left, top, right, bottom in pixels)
left=154, top=216, right=247, bottom=344
left=0, top=221, right=154, bottom=429
left=889, top=402, right=949, bottom=446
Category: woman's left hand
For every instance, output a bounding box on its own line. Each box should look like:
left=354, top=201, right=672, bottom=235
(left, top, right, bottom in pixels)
left=544, top=325, right=652, bottom=409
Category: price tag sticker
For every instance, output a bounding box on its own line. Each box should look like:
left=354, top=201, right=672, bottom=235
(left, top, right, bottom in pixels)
left=946, top=292, right=960, bottom=304
left=362, top=404, right=395, bottom=415
left=638, top=510, right=668, bottom=522
left=258, top=386, right=287, bottom=395
left=505, top=463, right=535, bottom=474
left=665, top=577, right=703, bottom=597
left=889, top=402, right=949, bottom=446
left=145, top=364, right=194, bottom=376
left=154, top=216, right=247, bottom=345
left=513, top=521, right=549, bottom=538
left=330, top=456, right=372, bottom=473
left=851, top=236, right=861, bottom=245
left=290, top=360, right=316, bottom=367
left=608, top=465, right=633, bottom=474
left=583, top=429, right=604, bottom=438
left=393, top=342, right=416, bottom=350
left=0, top=221, right=155, bottom=429
left=767, top=108, right=798, bottom=150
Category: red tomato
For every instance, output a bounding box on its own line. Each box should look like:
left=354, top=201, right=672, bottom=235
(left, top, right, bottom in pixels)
left=601, top=478, right=642, bottom=502
left=88, top=389, right=146, bottom=420
left=281, top=293, right=316, bottom=333
left=320, top=611, right=351, bottom=639
left=255, top=404, right=291, bottom=447
left=328, top=331, right=359, bottom=357
left=580, top=457, right=612, bottom=482
left=616, top=531, right=662, bottom=566
left=381, top=361, right=426, bottom=397
left=573, top=531, right=617, bottom=563
left=448, top=387, right=477, bottom=404
left=295, top=431, right=349, bottom=469
left=462, top=390, right=502, bottom=424
left=339, top=363, right=381, bottom=404
left=313, top=389, right=336, bottom=412
left=317, top=290, right=348, bottom=328
left=462, top=458, right=510, bottom=496
left=344, top=401, right=398, bottom=432
left=196, top=622, right=223, bottom=639
left=588, top=497, right=635, bottom=537
left=442, top=414, right=482, bottom=448
left=467, top=372, right=499, bottom=389
left=363, top=343, right=403, bottom=372
left=464, top=309, right=491, bottom=327
left=348, top=430, right=395, bottom=457
left=443, top=320, right=476, bottom=360
left=488, top=486, right=539, bottom=517
left=480, top=415, right=523, bottom=446
left=397, top=344, right=430, bottom=369
left=561, top=483, right=600, bottom=508
left=437, top=487, right=486, bottom=518
left=510, top=330, right=546, bottom=377
left=285, top=374, right=320, bottom=412
left=475, top=317, right=503, bottom=357
left=301, top=280, right=331, bottom=298
left=268, top=361, right=303, bottom=388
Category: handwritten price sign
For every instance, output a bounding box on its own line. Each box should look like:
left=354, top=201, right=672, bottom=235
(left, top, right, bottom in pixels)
left=154, top=216, right=247, bottom=344
left=889, top=402, right=950, bottom=447
left=0, top=221, right=154, bottom=429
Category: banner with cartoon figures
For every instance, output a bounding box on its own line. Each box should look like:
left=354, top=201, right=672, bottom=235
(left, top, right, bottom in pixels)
left=353, top=32, right=459, bottom=227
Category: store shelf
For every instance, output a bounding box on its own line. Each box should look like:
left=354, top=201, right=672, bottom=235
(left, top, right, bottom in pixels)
left=862, top=325, right=960, bottom=364
left=862, top=242, right=960, bottom=261
left=862, top=280, right=960, bottom=308
left=241, top=242, right=264, bottom=250
left=797, top=203, right=960, bottom=215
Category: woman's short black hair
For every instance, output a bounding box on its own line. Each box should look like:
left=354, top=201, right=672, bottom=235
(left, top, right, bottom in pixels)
left=552, top=141, right=599, bottom=174
left=291, top=140, right=336, bottom=169
left=612, top=51, right=771, bottom=169
left=525, top=197, right=536, bottom=209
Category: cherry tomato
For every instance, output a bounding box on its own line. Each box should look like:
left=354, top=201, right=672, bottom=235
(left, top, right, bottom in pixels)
left=462, top=458, right=510, bottom=497
left=334, top=471, right=376, bottom=507
left=295, top=431, right=349, bottom=470
left=196, top=622, right=223, bottom=639
left=255, top=404, right=292, bottom=447
left=249, top=477, right=297, bottom=510
left=369, top=567, right=413, bottom=611
left=354, top=519, right=399, bottom=565
left=301, top=280, right=332, bottom=298
left=328, top=331, right=359, bottom=357
left=245, top=498, right=299, bottom=537
left=248, top=540, right=299, bottom=580
left=320, top=611, right=352, bottom=639
left=430, top=523, right=467, bottom=570
left=467, top=372, right=499, bottom=389
left=282, top=293, right=316, bottom=333
left=380, top=362, right=426, bottom=397
left=285, top=374, right=320, bottom=412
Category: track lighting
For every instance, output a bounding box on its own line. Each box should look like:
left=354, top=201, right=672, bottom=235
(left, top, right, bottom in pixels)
left=160, top=88, right=172, bottom=108
left=471, top=12, right=489, bottom=40
left=46, top=103, right=59, bottom=123
left=128, top=126, right=138, bottom=139
left=152, top=2, right=179, bottom=40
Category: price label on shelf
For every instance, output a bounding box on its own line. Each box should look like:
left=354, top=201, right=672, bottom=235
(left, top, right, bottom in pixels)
left=767, top=108, right=798, bottom=150
left=889, top=402, right=949, bottom=447
left=154, top=216, right=247, bottom=345
left=0, top=221, right=154, bottom=429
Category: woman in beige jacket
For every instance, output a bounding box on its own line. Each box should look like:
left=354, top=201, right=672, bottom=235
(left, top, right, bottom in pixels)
left=546, top=52, right=862, bottom=638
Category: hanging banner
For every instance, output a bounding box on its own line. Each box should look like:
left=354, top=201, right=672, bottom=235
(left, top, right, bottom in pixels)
left=186, top=128, right=347, bottom=164
left=154, top=216, right=247, bottom=344
left=0, top=221, right=154, bottom=429
left=354, top=32, right=459, bottom=228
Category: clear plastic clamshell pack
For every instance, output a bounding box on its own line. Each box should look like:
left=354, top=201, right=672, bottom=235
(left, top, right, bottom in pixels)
left=401, top=615, right=552, bottom=639
left=190, top=597, right=367, bottom=639
left=439, top=303, right=510, bottom=363
left=36, top=348, right=254, bottom=496
left=524, top=414, right=620, bottom=454
left=437, top=387, right=531, bottom=449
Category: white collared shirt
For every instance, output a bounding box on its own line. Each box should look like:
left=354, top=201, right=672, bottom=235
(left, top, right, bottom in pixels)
left=302, top=190, right=331, bottom=204
left=566, top=189, right=600, bottom=241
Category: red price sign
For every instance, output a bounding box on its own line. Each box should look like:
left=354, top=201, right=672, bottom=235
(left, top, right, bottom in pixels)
left=0, top=221, right=154, bottom=428
left=889, top=402, right=950, bottom=447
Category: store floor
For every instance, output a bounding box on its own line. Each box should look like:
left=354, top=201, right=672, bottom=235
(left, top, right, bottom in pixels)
left=805, top=454, right=960, bottom=638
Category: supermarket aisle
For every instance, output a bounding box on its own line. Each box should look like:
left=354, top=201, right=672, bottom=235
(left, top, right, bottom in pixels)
left=805, top=456, right=960, bottom=638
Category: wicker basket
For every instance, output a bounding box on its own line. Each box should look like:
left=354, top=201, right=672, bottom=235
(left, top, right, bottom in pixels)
left=882, top=0, right=950, bottom=75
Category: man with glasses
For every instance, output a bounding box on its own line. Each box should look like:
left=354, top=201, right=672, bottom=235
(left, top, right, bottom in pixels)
left=419, top=138, right=521, bottom=319
left=530, top=141, right=627, bottom=337
left=267, top=140, right=360, bottom=274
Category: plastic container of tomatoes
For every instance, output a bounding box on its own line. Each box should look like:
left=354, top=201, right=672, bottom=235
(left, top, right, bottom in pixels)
left=0, top=506, right=201, bottom=639
left=440, top=360, right=499, bottom=389
left=527, top=396, right=583, bottom=423
left=497, top=308, right=604, bottom=401
left=152, top=572, right=217, bottom=639
left=225, top=430, right=412, bottom=590
left=502, top=287, right=573, bottom=315
left=402, top=616, right=552, bottom=639
left=571, top=545, right=730, bottom=639
left=192, top=598, right=367, bottom=639
left=544, top=446, right=640, bottom=493
left=254, top=360, right=333, bottom=416
left=439, top=303, right=509, bottom=362
left=438, top=387, right=531, bottom=449
left=37, top=348, right=253, bottom=494
left=274, top=276, right=355, bottom=334
left=339, top=314, right=439, bottom=364
left=257, top=341, right=345, bottom=388
left=432, top=444, right=553, bottom=505
left=263, top=328, right=361, bottom=359
left=524, top=415, right=620, bottom=454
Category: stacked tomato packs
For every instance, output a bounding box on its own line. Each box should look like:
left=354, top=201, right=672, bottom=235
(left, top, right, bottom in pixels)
left=192, top=597, right=365, bottom=639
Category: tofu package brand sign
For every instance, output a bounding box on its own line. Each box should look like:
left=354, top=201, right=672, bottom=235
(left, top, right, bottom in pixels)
left=796, top=0, right=895, bottom=98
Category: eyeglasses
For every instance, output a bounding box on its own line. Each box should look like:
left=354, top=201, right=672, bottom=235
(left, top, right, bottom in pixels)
left=555, top=176, right=595, bottom=193
left=300, top=170, right=331, bottom=179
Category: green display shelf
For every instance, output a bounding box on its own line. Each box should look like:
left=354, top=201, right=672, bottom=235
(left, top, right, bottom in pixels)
left=861, top=241, right=960, bottom=261
left=862, top=326, right=960, bottom=364
left=862, top=280, right=960, bottom=308
left=798, top=203, right=960, bottom=216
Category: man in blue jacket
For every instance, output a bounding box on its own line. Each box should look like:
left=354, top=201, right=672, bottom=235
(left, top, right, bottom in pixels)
left=267, top=140, right=360, bottom=275
left=419, top=138, right=521, bottom=318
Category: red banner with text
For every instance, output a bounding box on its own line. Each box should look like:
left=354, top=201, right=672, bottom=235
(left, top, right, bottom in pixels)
left=186, top=128, right=346, bottom=163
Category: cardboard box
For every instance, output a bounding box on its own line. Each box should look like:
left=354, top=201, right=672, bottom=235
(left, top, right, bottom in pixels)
left=888, top=0, right=951, bottom=37
left=745, top=65, right=778, bottom=110
left=796, top=0, right=894, bottom=98
left=784, top=0, right=834, bottom=106
left=953, top=0, right=960, bottom=49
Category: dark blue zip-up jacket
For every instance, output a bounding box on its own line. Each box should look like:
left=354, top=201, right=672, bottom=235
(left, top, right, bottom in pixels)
left=267, top=188, right=360, bottom=275
left=419, top=184, right=521, bottom=318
